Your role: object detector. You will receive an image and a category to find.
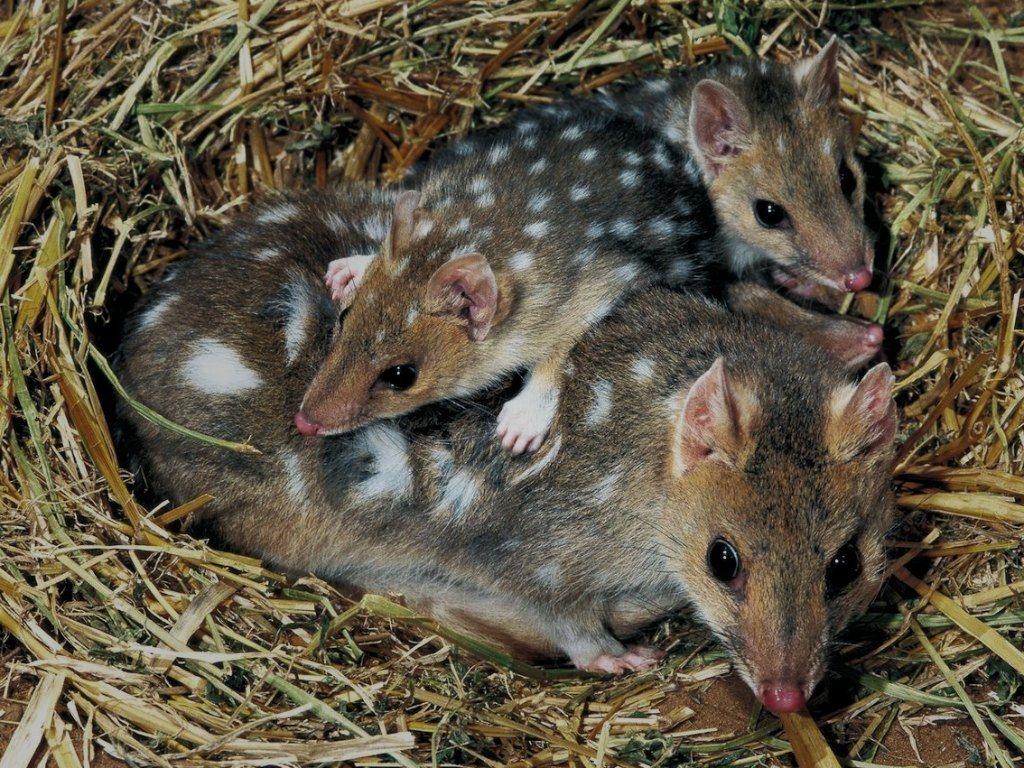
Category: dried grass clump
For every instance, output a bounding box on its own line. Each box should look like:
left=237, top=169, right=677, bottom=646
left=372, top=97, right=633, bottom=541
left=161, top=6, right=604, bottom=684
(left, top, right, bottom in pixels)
left=1, top=1, right=1022, bottom=766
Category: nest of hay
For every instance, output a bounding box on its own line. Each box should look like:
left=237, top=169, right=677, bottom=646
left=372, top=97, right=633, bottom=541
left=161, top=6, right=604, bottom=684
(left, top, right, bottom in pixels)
left=1, top=1, right=1022, bottom=766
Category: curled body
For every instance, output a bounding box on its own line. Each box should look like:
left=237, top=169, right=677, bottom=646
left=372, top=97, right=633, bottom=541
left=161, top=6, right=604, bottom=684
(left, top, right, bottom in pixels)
left=300, top=41, right=884, bottom=449
left=297, top=112, right=721, bottom=452
left=425, top=38, right=875, bottom=298
left=117, top=227, right=897, bottom=714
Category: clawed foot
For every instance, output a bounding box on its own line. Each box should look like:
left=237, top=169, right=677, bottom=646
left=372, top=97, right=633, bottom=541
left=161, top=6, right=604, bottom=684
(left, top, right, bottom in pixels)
left=325, top=255, right=374, bottom=307
left=495, top=380, right=558, bottom=454
left=578, top=646, right=666, bottom=675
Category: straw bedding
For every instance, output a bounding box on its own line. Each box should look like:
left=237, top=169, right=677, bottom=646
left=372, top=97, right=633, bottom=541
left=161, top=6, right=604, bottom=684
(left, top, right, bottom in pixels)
left=1, top=1, right=1022, bottom=766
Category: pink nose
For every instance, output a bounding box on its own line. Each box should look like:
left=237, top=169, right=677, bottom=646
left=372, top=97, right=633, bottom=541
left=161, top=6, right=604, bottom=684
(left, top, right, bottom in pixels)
left=843, top=267, right=873, bottom=292
left=294, top=411, right=322, bottom=436
left=760, top=684, right=807, bottom=714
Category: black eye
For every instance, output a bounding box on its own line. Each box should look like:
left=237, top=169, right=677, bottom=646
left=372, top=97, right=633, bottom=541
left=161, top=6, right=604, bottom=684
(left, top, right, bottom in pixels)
left=838, top=161, right=857, bottom=199
left=825, top=542, right=862, bottom=598
left=707, top=538, right=741, bottom=583
left=753, top=199, right=788, bottom=228
left=377, top=364, right=418, bottom=391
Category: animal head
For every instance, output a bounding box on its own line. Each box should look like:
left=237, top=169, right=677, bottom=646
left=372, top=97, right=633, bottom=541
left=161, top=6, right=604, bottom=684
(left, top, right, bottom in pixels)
left=296, top=191, right=511, bottom=436
left=662, top=357, right=896, bottom=713
left=687, top=38, right=874, bottom=294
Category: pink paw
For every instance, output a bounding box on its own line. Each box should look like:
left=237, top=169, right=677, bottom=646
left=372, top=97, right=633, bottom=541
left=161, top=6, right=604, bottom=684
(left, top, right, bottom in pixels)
left=830, top=320, right=884, bottom=368
left=579, top=646, right=665, bottom=675
left=495, top=382, right=558, bottom=455
left=325, top=255, right=374, bottom=306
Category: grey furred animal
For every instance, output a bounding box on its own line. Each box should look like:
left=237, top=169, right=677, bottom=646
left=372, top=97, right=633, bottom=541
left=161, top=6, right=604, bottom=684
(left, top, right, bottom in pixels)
left=296, top=42, right=882, bottom=455
left=296, top=110, right=720, bottom=456
left=116, top=197, right=897, bottom=715
left=421, top=38, right=877, bottom=303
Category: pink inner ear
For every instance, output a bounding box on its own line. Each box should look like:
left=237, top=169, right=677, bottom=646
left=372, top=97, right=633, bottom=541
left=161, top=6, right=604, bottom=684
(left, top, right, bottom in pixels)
left=674, top=358, right=742, bottom=473
left=425, top=254, right=498, bottom=341
left=689, top=81, right=751, bottom=175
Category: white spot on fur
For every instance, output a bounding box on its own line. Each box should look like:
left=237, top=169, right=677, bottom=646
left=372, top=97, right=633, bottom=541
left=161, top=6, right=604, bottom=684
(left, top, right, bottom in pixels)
left=453, top=216, right=471, bottom=233
left=487, top=144, right=510, bottom=164
left=535, top=562, right=562, bottom=587
left=138, top=295, right=175, bottom=330
left=673, top=197, right=692, bottom=216
left=528, top=158, right=548, bottom=175
left=592, top=469, right=623, bottom=504
left=821, top=137, right=834, bottom=157
left=561, top=125, right=584, bottom=141
left=413, top=218, right=435, bottom=239
left=516, top=121, right=536, bottom=135
left=283, top=282, right=314, bottom=366
left=579, top=147, right=598, bottom=163
left=357, top=424, right=414, bottom=501
left=622, top=150, right=642, bottom=165
left=280, top=450, right=306, bottom=503
left=651, top=144, right=673, bottom=171
left=524, top=221, right=550, bottom=238
left=475, top=192, right=495, bottom=208
left=631, top=357, right=655, bottom=381
left=405, top=307, right=418, bottom=328
left=585, top=298, right=616, bottom=324
left=522, top=134, right=539, bottom=150
left=469, top=176, right=491, bottom=194
left=182, top=339, right=262, bottom=394
left=776, top=136, right=787, bottom=154
left=584, top=379, right=613, bottom=428
left=437, top=468, right=480, bottom=519
left=570, top=183, right=592, bottom=202
left=616, top=263, right=640, bottom=283
left=647, top=216, right=675, bottom=238
left=509, top=251, right=534, bottom=271
left=528, top=192, right=551, bottom=212
left=644, top=78, right=670, bottom=94
left=258, top=203, right=298, bottom=225
left=664, top=124, right=686, bottom=145
left=454, top=141, right=475, bottom=156
left=585, top=222, right=605, bottom=239
left=611, top=218, right=638, bottom=237
left=619, top=169, right=640, bottom=188
left=252, top=247, right=279, bottom=261
left=360, top=213, right=390, bottom=241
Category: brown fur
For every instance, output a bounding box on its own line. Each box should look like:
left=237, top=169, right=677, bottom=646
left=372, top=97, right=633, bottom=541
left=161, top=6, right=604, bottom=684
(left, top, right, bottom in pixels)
left=117, top=222, right=897, bottom=705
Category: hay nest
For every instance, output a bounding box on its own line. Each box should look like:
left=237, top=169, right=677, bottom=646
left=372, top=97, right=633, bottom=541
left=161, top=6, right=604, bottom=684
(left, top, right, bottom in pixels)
left=1, top=1, right=1022, bottom=766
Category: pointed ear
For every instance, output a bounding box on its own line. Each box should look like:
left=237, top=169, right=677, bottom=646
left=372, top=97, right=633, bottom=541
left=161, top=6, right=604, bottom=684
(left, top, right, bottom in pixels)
left=424, top=254, right=499, bottom=341
left=385, top=190, right=423, bottom=262
left=671, top=358, right=758, bottom=475
left=794, top=36, right=841, bottom=107
left=826, top=363, right=896, bottom=461
left=687, top=80, right=752, bottom=179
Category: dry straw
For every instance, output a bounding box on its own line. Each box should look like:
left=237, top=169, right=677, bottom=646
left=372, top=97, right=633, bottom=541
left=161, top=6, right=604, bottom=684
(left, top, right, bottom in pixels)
left=1, top=1, right=1022, bottom=766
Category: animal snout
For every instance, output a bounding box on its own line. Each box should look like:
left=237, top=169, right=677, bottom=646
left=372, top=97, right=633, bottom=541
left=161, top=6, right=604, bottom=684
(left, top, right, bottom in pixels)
left=843, top=266, right=873, bottom=292
left=759, top=682, right=807, bottom=714
left=294, top=410, right=323, bottom=436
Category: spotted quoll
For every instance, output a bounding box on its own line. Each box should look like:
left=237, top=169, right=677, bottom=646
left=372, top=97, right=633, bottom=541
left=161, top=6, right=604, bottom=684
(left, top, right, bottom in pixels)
left=425, top=36, right=877, bottom=303
left=117, top=228, right=897, bottom=714
left=296, top=108, right=724, bottom=454
left=306, top=39, right=884, bottom=452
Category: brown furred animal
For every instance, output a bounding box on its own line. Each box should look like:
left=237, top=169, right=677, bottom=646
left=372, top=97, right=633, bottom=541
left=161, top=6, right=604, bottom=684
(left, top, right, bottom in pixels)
left=116, top=227, right=897, bottom=714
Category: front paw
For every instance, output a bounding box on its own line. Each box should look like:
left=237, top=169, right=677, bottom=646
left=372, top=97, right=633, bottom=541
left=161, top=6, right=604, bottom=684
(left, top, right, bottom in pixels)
left=325, top=254, right=374, bottom=306
left=578, top=646, right=666, bottom=675
left=495, top=382, right=558, bottom=455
